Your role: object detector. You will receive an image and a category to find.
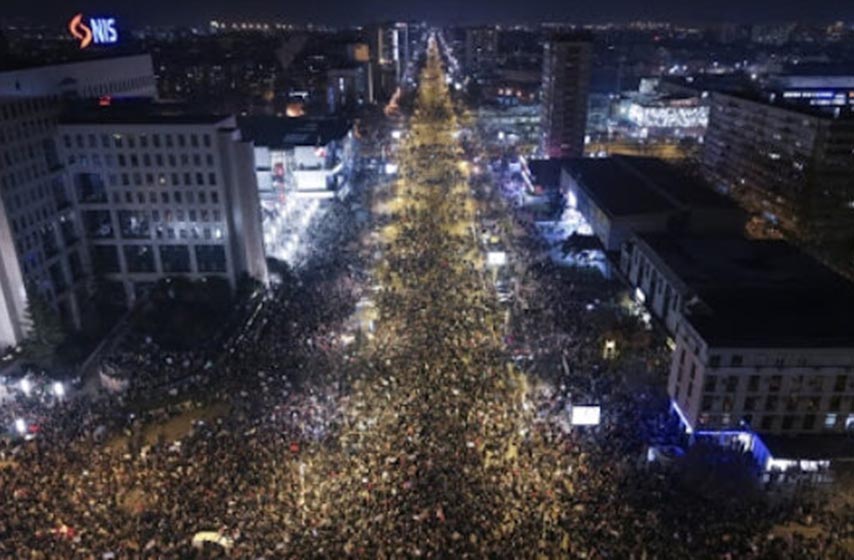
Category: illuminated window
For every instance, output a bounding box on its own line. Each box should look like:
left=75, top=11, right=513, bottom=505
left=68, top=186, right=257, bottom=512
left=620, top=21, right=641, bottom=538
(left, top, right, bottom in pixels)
left=824, top=414, right=837, bottom=429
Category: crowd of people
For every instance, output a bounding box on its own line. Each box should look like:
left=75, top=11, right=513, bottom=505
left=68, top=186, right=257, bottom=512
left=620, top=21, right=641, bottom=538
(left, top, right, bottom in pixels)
left=0, top=37, right=850, bottom=559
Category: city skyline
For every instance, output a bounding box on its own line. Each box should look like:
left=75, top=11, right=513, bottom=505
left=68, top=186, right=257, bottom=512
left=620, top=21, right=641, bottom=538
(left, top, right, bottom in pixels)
left=1, top=6, right=853, bottom=558
left=4, top=0, right=854, bottom=27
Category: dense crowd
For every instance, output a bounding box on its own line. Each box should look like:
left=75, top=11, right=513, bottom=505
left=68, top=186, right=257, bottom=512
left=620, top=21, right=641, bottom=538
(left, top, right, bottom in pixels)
left=0, top=37, right=851, bottom=559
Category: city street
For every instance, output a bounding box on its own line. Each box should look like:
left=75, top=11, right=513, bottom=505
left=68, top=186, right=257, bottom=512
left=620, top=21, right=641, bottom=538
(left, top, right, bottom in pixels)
left=0, top=31, right=851, bottom=560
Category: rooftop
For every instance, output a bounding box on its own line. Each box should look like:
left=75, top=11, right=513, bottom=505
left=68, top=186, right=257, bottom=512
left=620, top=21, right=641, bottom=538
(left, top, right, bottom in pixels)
left=638, top=234, right=854, bottom=348
left=660, top=74, right=754, bottom=95
left=237, top=116, right=351, bottom=148
left=545, top=30, right=594, bottom=43
left=563, top=157, right=675, bottom=216
left=526, top=158, right=565, bottom=189
left=563, top=156, right=736, bottom=218
left=713, top=89, right=854, bottom=120
left=0, top=52, right=150, bottom=73
left=60, top=99, right=229, bottom=126
left=769, top=74, right=854, bottom=89
left=760, top=434, right=854, bottom=461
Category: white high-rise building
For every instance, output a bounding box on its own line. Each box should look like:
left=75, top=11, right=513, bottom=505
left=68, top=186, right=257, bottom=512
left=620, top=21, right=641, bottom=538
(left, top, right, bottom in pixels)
left=0, top=55, right=156, bottom=349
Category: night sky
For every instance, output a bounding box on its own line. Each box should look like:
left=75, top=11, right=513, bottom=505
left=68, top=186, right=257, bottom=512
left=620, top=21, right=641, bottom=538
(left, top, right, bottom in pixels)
left=5, top=0, right=853, bottom=27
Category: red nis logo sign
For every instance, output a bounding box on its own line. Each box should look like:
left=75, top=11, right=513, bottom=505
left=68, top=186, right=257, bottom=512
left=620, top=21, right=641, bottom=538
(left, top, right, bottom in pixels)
left=68, top=13, right=118, bottom=49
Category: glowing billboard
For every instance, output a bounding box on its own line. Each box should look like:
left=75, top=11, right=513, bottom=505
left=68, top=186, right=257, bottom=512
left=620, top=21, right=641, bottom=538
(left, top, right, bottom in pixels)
left=69, top=13, right=119, bottom=49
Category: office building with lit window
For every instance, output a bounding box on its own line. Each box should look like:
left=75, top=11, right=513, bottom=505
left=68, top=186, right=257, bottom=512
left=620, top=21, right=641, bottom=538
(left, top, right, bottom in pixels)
left=620, top=234, right=854, bottom=443
left=702, top=91, right=854, bottom=246
left=540, top=32, right=592, bottom=159
left=464, top=26, right=498, bottom=78
left=0, top=54, right=155, bottom=100
left=57, top=107, right=267, bottom=309
left=0, top=55, right=156, bottom=349
left=364, top=22, right=416, bottom=99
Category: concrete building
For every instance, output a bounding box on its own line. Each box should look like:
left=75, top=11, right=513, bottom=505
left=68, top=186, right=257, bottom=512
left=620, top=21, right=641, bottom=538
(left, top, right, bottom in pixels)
left=364, top=22, right=413, bottom=97
left=623, top=233, right=854, bottom=473
left=702, top=91, right=854, bottom=245
left=238, top=116, right=352, bottom=199
left=326, top=65, right=371, bottom=113
left=477, top=104, right=540, bottom=148
left=765, top=74, right=854, bottom=109
left=623, top=235, right=854, bottom=436
left=0, top=54, right=156, bottom=99
left=464, top=26, right=498, bottom=78
left=487, top=68, right=541, bottom=106
left=238, top=116, right=353, bottom=263
left=618, top=93, right=709, bottom=139
left=540, top=33, right=592, bottom=159
left=750, top=23, right=796, bottom=46
left=560, top=156, right=744, bottom=252
left=0, top=55, right=156, bottom=349
left=57, top=106, right=268, bottom=308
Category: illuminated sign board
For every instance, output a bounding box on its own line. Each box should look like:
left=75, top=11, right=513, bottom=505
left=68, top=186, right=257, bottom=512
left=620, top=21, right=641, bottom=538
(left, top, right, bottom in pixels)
left=486, top=251, right=507, bottom=267
left=570, top=406, right=601, bottom=426
left=68, top=13, right=118, bottom=49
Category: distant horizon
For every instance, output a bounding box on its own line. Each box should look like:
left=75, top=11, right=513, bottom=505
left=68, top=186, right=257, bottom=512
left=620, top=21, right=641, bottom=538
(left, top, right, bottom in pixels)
left=3, top=0, right=853, bottom=29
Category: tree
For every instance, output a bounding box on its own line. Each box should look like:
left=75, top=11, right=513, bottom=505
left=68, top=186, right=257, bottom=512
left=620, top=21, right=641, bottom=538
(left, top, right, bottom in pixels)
left=21, top=287, right=66, bottom=364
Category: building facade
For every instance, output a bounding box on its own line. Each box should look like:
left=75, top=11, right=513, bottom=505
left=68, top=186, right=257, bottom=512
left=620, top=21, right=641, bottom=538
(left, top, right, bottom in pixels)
left=327, top=65, right=371, bottom=113
left=0, top=55, right=155, bottom=99
left=702, top=91, right=854, bottom=245
left=365, top=22, right=415, bottom=98
left=540, top=34, right=592, bottom=159
left=0, top=55, right=156, bottom=349
left=57, top=112, right=267, bottom=308
left=464, top=26, right=498, bottom=78
left=560, top=156, right=744, bottom=252
left=619, top=234, right=854, bottom=438
left=671, top=318, right=854, bottom=437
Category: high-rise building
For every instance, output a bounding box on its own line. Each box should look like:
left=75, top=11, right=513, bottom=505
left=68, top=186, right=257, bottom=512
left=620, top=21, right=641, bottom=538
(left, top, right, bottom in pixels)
left=0, top=55, right=156, bottom=348
left=750, top=23, right=796, bottom=46
left=57, top=106, right=268, bottom=309
left=364, top=22, right=417, bottom=100
left=394, top=22, right=410, bottom=83
left=464, top=26, right=498, bottom=78
left=0, top=55, right=156, bottom=99
left=540, top=33, right=592, bottom=159
left=702, top=91, right=854, bottom=246
left=327, top=65, right=371, bottom=113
